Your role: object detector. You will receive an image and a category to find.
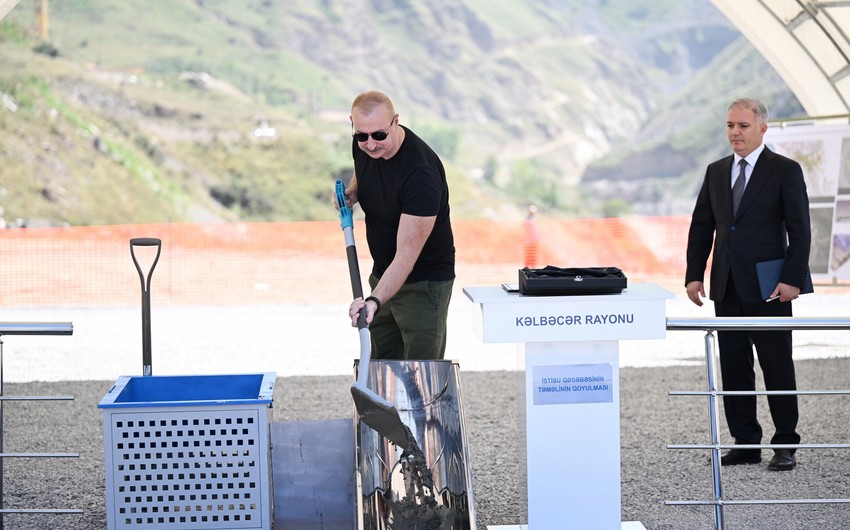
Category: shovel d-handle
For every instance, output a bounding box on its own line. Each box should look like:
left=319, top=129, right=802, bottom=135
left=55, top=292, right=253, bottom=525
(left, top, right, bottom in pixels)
left=335, top=179, right=353, bottom=230
left=130, top=238, right=162, bottom=376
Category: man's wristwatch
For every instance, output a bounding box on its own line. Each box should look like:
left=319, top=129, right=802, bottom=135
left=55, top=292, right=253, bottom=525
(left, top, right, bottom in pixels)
left=365, top=295, right=382, bottom=315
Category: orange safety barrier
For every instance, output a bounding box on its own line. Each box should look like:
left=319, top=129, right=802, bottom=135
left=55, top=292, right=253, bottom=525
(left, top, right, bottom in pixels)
left=0, top=217, right=691, bottom=307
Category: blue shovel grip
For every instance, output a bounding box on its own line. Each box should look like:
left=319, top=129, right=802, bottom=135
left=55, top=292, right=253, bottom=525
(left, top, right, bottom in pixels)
left=336, top=179, right=353, bottom=230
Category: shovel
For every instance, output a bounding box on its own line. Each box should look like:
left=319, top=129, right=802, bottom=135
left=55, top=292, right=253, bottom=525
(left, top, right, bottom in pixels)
left=130, top=237, right=161, bottom=376
left=336, top=180, right=410, bottom=449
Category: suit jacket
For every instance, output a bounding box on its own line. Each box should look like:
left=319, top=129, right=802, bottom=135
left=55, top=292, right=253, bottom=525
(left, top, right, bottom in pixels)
left=685, top=146, right=811, bottom=304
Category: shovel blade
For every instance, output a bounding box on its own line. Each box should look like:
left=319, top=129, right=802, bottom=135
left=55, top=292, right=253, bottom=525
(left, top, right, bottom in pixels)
left=351, top=381, right=410, bottom=449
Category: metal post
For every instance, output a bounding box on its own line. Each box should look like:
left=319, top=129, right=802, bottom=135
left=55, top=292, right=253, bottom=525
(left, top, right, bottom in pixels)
left=703, top=331, right=724, bottom=530
left=1, top=336, right=4, bottom=530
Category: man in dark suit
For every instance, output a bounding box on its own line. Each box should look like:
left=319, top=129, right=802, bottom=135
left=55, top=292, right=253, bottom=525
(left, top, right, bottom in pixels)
left=685, top=98, right=811, bottom=471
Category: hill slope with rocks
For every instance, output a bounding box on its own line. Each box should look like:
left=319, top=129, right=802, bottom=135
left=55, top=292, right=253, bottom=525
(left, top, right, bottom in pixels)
left=0, top=0, right=802, bottom=226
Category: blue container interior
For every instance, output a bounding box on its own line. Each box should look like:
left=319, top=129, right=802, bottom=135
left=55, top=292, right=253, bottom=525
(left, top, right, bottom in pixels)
left=99, top=373, right=275, bottom=408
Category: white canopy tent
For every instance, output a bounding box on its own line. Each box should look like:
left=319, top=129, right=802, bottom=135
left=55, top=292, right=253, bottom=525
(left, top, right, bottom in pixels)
left=0, top=0, right=22, bottom=23
left=712, top=0, right=850, bottom=119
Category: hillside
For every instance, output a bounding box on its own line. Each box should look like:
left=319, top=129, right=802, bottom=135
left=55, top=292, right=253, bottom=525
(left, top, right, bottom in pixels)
left=0, top=0, right=801, bottom=226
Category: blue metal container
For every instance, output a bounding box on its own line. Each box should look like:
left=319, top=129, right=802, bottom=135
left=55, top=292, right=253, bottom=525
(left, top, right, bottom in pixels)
left=99, top=373, right=276, bottom=530
left=99, top=373, right=275, bottom=408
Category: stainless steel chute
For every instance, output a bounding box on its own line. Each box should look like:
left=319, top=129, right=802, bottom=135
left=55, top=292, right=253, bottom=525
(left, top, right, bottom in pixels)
left=356, top=359, right=477, bottom=530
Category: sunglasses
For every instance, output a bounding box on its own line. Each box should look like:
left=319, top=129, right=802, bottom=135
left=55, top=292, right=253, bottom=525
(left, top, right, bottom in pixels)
left=352, top=115, right=396, bottom=142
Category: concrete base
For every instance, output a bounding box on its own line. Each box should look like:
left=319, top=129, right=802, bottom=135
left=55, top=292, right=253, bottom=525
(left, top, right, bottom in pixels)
left=487, top=521, right=646, bottom=530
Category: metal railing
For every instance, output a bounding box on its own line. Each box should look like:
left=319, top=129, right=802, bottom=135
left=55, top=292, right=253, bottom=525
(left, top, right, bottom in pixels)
left=664, top=316, right=850, bottom=529
left=0, top=323, right=82, bottom=528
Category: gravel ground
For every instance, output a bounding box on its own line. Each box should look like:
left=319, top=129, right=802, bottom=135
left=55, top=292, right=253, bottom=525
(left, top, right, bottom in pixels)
left=2, top=357, right=849, bottom=529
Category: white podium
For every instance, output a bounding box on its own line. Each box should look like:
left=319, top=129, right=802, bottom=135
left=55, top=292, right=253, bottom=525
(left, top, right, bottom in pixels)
left=464, top=283, right=674, bottom=530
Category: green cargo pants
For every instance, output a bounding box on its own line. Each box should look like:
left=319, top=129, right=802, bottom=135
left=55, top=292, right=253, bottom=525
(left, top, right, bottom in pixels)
left=367, top=274, right=454, bottom=360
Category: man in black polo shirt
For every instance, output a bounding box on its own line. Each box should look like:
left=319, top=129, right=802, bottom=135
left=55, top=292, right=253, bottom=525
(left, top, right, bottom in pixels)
left=342, top=90, right=455, bottom=360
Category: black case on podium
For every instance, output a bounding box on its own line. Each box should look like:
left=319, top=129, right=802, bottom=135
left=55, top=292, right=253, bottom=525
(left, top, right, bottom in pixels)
left=519, top=266, right=627, bottom=296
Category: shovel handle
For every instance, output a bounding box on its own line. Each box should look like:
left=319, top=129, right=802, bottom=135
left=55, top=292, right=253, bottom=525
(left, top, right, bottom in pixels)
left=130, top=238, right=161, bottom=376
left=347, top=243, right=367, bottom=329
left=336, top=180, right=367, bottom=329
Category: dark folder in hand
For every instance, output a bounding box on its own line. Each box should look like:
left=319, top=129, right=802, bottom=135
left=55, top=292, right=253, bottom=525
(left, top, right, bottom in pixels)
left=755, top=258, right=814, bottom=301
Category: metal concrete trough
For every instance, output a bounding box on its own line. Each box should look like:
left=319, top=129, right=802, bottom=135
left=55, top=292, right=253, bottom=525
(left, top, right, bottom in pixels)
left=356, top=360, right=476, bottom=530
